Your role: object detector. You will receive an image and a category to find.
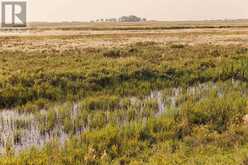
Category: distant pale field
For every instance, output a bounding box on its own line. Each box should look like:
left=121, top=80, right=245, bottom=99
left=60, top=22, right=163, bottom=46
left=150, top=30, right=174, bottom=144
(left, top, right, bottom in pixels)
left=0, top=24, right=248, bottom=52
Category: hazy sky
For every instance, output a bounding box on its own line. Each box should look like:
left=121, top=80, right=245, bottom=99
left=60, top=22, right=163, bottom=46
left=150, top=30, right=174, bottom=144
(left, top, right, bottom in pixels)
left=24, top=0, right=248, bottom=21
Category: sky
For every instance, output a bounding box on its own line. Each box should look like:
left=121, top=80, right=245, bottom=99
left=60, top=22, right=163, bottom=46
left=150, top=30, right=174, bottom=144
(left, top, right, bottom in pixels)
left=19, top=0, right=248, bottom=21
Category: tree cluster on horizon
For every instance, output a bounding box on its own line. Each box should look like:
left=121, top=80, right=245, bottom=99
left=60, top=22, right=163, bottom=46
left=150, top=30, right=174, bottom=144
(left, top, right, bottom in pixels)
left=94, top=15, right=147, bottom=22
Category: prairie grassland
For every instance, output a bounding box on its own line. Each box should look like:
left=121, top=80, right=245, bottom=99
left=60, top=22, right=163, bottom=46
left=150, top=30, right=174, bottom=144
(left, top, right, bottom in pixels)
left=1, top=22, right=248, bottom=164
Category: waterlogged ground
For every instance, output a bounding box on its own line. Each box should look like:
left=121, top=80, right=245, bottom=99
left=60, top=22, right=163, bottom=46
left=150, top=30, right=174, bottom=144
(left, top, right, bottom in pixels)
left=0, top=80, right=245, bottom=155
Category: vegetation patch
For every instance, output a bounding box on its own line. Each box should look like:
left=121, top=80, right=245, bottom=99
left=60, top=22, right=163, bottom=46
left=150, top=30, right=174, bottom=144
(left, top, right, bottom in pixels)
left=1, top=31, right=248, bottom=164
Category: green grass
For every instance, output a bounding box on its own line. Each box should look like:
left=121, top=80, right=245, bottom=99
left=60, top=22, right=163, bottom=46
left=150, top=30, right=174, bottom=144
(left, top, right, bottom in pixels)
left=1, top=38, right=248, bottom=164
left=1, top=42, right=248, bottom=109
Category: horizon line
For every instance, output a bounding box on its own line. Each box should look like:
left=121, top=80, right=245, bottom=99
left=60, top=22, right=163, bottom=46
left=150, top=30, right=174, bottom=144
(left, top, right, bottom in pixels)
left=25, top=18, right=248, bottom=23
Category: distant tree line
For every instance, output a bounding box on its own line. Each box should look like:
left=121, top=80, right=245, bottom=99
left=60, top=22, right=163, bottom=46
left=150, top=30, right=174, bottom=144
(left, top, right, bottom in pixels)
left=94, top=15, right=147, bottom=23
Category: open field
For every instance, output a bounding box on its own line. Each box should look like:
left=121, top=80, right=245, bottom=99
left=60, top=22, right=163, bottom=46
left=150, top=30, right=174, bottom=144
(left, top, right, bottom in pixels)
left=1, top=21, right=248, bottom=164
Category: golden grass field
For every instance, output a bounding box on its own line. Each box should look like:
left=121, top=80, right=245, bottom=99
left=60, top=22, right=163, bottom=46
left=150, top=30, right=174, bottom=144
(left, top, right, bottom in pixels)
left=2, top=20, right=248, bottom=52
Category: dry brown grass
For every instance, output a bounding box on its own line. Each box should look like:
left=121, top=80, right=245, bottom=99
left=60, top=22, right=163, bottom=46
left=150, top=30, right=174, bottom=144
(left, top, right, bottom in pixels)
left=1, top=25, right=248, bottom=53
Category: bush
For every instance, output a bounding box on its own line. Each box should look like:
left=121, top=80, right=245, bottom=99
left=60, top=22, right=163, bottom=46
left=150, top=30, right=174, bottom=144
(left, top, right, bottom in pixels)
left=170, top=44, right=185, bottom=49
left=81, top=95, right=120, bottom=110
left=103, top=49, right=122, bottom=58
left=181, top=92, right=246, bottom=132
